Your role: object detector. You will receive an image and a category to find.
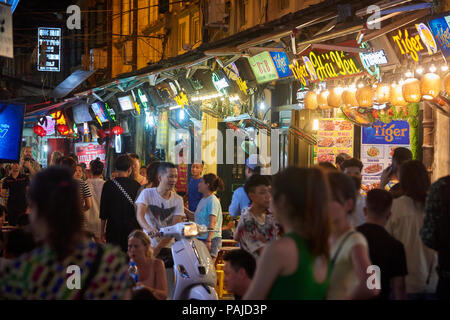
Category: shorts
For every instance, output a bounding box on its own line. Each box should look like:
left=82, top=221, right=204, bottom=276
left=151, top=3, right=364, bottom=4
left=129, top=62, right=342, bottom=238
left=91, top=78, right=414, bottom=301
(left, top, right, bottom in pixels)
left=210, top=237, right=222, bottom=258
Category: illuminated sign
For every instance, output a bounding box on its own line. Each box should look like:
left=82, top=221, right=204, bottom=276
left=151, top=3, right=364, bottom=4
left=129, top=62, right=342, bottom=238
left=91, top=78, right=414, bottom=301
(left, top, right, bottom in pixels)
left=416, top=23, right=438, bottom=55
left=362, top=120, right=409, bottom=144
left=174, top=92, right=189, bottom=108
left=50, top=111, right=67, bottom=125
left=270, top=51, right=293, bottom=78
left=390, top=27, right=435, bottom=62
left=236, top=77, right=248, bottom=94
left=212, top=72, right=229, bottom=92
left=0, top=103, right=25, bottom=162
left=289, top=50, right=362, bottom=83
left=37, top=27, right=61, bottom=72
left=428, top=15, right=450, bottom=58
left=104, top=103, right=116, bottom=122
left=248, top=51, right=279, bottom=83
left=289, top=60, right=310, bottom=86
left=360, top=50, right=388, bottom=67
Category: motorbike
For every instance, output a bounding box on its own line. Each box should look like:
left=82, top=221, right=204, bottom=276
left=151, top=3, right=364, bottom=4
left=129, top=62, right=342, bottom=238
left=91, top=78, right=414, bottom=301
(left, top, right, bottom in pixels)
left=159, top=222, right=218, bottom=300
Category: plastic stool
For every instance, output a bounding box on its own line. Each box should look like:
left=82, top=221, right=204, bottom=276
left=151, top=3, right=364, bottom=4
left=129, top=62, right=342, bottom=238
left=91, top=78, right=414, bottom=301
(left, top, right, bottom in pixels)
left=216, top=270, right=224, bottom=299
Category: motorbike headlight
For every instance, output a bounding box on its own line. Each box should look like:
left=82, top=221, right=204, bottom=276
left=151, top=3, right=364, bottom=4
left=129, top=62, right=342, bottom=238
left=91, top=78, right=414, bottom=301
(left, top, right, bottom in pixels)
left=183, top=223, right=199, bottom=237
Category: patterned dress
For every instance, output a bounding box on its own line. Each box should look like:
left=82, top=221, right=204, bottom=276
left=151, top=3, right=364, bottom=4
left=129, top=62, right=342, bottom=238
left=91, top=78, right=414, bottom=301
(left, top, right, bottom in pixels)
left=0, top=239, right=132, bottom=300
left=234, top=207, right=279, bottom=259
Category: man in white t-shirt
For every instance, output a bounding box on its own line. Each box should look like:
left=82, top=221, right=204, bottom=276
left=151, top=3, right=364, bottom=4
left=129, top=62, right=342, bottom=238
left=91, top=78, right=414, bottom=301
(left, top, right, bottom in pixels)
left=135, top=162, right=185, bottom=299
left=136, top=162, right=185, bottom=253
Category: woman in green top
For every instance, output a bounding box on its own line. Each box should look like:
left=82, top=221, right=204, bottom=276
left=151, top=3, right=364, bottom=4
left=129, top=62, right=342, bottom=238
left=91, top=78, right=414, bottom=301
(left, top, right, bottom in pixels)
left=244, top=167, right=331, bottom=300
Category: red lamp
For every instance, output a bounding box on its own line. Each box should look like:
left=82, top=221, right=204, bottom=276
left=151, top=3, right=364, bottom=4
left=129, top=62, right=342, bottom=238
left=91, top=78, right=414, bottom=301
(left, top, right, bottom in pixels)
left=57, top=124, right=69, bottom=136
left=112, top=125, right=123, bottom=135
left=33, top=125, right=46, bottom=137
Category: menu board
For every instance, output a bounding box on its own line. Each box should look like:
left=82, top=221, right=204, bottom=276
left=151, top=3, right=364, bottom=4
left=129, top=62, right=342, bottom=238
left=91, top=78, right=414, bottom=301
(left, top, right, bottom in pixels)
left=315, top=118, right=354, bottom=164
left=361, top=120, right=410, bottom=190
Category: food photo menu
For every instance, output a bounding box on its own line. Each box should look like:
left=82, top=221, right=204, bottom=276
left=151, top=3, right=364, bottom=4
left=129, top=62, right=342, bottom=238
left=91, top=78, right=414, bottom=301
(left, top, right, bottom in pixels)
left=361, top=120, right=410, bottom=191
left=315, top=118, right=354, bottom=164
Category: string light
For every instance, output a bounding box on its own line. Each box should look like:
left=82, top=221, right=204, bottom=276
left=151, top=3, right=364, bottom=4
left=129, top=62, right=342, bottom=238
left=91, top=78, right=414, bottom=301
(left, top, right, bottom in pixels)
left=405, top=71, right=413, bottom=78
left=442, top=65, right=449, bottom=72
left=429, top=65, right=437, bottom=73
left=416, top=67, right=424, bottom=74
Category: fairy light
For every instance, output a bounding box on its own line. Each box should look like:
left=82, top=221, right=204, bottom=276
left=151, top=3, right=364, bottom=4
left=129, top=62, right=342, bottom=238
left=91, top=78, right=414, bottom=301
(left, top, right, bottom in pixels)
left=442, top=65, right=449, bottom=72
left=416, top=67, right=424, bottom=74
left=429, top=65, right=437, bottom=73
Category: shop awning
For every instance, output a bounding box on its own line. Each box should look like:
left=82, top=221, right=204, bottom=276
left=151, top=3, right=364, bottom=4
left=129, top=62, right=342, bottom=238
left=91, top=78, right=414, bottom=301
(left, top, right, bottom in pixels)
left=51, top=69, right=97, bottom=99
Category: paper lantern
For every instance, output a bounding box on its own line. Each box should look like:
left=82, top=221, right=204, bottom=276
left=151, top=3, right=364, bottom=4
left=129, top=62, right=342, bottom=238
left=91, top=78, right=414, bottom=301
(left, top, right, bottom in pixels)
left=355, top=86, right=374, bottom=108
left=304, top=91, right=318, bottom=110
left=390, top=83, right=407, bottom=106
left=402, top=78, right=421, bottom=103
left=318, top=91, right=331, bottom=110
left=57, top=124, right=69, bottom=136
left=33, top=125, right=45, bottom=137
left=327, top=87, right=344, bottom=108
left=112, top=125, right=124, bottom=135
left=375, top=83, right=391, bottom=104
left=342, top=89, right=359, bottom=107
left=421, top=73, right=442, bottom=100
left=443, top=73, right=450, bottom=96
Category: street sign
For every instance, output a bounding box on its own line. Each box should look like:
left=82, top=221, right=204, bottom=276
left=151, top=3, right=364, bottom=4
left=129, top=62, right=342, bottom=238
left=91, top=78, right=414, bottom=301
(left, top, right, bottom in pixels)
left=37, top=27, right=61, bottom=72
left=0, top=3, right=13, bottom=59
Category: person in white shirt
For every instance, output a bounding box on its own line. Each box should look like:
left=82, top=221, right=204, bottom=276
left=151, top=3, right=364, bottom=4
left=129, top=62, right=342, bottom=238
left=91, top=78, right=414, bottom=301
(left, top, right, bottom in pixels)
left=85, top=158, right=105, bottom=240
left=326, top=172, right=379, bottom=300
left=135, top=162, right=185, bottom=299
left=386, top=160, right=438, bottom=299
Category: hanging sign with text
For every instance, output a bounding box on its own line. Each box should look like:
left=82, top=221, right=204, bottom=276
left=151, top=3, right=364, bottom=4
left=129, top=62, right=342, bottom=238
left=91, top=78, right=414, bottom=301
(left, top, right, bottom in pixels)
left=428, top=14, right=450, bottom=58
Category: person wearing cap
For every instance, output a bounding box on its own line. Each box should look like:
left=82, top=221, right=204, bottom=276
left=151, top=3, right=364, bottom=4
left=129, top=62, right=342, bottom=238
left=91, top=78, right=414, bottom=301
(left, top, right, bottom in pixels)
left=228, top=154, right=261, bottom=218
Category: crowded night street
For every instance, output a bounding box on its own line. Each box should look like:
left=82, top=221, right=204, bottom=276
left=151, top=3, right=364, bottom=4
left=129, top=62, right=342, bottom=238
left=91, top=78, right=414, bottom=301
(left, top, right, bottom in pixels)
left=0, top=0, right=450, bottom=311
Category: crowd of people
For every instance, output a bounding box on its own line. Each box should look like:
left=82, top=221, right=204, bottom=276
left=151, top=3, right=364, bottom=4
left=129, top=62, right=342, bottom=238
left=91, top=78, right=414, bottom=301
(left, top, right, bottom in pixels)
left=0, top=146, right=449, bottom=300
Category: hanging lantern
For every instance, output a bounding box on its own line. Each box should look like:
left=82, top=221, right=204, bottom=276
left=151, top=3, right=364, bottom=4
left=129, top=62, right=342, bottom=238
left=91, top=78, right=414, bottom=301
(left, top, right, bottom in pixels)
left=57, top=124, right=69, bottom=136
left=327, top=87, right=344, bottom=108
left=342, top=88, right=359, bottom=107
left=421, top=73, right=442, bottom=100
left=112, top=125, right=124, bottom=135
left=304, top=91, right=318, bottom=110
left=402, top=78, right=421, bottom=103
left=318, top=90, right=331, bottom=110
left=443, top=73, right=450, bottom=96
left=375, top=83, right=391, bottom=104
left=355, top=86, right=374, bottom=108
left=33, top=125, right=45, bottom=137
left=390, top=83, right=407, bottom=106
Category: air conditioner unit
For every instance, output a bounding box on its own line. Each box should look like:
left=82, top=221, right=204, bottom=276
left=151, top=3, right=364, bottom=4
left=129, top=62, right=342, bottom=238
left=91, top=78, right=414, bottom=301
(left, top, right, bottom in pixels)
left=122, top=41, right=133, bottom=65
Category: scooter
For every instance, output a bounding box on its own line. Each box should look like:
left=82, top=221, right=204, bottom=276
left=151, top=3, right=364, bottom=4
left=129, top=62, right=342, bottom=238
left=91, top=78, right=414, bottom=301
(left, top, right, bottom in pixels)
left=159, top=222, right=218, bottom=300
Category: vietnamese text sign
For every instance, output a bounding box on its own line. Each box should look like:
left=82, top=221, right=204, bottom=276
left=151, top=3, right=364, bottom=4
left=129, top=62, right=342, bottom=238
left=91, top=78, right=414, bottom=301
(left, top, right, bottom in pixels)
left=0, top=3, right=13, bottom=58
left=248, top=51, right=279, bottom=83
left=428, top=15, right=450, bottom=58
left=290, top=50, right=363, bottom=84
left=38, top=27, right=61, bottom=72
left=270, top=51, right=293, bottom=78
left=75, top=143, right=106, bottom=167
left=314, top=119, right=354, bottom=164
left=361, top=120, right=410, bottom=190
